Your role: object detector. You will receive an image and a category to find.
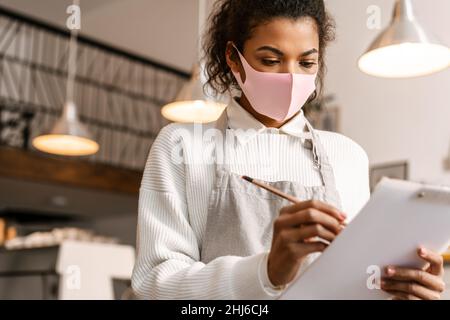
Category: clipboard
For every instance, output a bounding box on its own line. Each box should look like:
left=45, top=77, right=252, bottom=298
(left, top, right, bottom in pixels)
left=280, top=178, right=450, bottom=300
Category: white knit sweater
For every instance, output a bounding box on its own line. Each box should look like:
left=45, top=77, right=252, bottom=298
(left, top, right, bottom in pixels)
left=132, top=98, right=371, bottom=299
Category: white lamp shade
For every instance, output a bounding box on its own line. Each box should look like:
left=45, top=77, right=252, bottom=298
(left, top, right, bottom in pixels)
left=32, top=134, right=99, bottom=156
left=32, top=101, right=99, bottom=156
left=359, top=42, right=450, bottom=78
left=358, top=0, right=450, bottom=78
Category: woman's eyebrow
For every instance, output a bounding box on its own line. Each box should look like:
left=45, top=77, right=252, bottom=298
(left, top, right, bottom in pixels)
left=256, top=46, right=284, bottom=56
left=300, top=48, right=319, bottom=57
left=255, top=46, right=319, bottom=58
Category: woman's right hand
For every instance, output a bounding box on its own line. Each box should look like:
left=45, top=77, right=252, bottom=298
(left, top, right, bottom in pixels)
left=267, top=200, right=347, bottom=287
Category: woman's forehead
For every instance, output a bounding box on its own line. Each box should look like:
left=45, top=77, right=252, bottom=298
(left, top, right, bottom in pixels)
left=245, top=17, right=320, bottom=55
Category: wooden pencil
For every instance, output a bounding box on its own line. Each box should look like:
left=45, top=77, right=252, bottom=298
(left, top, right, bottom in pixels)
left=241, top=175, right=300, bottom=203
left=241, top=175, right=348, bottom=226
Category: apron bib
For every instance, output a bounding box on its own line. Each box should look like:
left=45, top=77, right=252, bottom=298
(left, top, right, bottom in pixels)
left=200, top=113, right=342, bottom=264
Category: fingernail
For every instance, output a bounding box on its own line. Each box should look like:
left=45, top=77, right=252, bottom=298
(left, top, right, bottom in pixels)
left=340, top=212, right=347, bottom=219
left=419, top=247, right=427, bottom=256
left=386, top=267, right=395, bottom=276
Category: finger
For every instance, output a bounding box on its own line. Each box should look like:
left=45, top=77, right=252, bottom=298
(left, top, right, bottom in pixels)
left=385, top=290, right=421, bottom=300
left=418, top=247, right=444, bottom=276
left=384, top=266, right=446, bottom=292
left=381, top=279, right=441, bottom=300
left=275, top=209, right=343, bottom=234
left=282, top=224, right=336, bottom=243
left=280, top=200, right=346, bottom=221
left=289, top=241, right=328, bottom=257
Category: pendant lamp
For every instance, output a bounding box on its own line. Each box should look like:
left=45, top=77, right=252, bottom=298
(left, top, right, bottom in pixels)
left=161, top=0, right=227, bottom=123
left=358, top=0, right=450, bottom=78
left=33, top=1, right=98, bottom=156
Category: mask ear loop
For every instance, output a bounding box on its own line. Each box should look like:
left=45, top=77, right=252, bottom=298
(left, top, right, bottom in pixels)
left=230, top=43, right=241, bottom=67
left=230, top=43, right=246, bottom=85
left=231, top=43, right=240, bottom=58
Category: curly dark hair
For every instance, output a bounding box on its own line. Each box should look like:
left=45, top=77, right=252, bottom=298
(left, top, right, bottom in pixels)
left=202, top=0, right=335, bottom=101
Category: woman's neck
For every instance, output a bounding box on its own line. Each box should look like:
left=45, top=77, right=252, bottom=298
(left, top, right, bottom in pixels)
left=238, top=94, right=294, bottom=128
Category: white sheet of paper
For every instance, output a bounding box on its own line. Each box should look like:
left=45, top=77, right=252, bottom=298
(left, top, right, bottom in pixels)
left=280, top=178, right=450, bottom=300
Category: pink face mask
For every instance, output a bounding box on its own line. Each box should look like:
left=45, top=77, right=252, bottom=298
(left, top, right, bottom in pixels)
left=231, top=45, right=317, bottom=122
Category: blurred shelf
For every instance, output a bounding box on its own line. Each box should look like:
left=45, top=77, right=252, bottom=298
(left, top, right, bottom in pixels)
left=0, top=146, right=142, bottom=195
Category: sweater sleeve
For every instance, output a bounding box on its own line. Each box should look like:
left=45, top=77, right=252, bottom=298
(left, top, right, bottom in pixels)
left=131, top=124, right=277, bottom=300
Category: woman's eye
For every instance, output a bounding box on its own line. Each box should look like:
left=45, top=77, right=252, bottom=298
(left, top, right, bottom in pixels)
left=262, top=59, right=280, bottom=66
left=300, top=61, right=317, bottom=69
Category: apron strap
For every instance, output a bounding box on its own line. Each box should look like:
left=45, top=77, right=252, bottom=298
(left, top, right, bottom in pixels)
left=213, top=110, right=231, bottom=172
left=303, top=117, right=343, bottom=209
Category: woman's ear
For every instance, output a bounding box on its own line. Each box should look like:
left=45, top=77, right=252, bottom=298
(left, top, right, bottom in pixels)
left=225, top=41, right=246, bottom=82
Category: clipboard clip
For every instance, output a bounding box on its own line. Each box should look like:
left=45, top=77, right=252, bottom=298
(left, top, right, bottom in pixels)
left=417, top=191, right=426, bottom=198
left=414, top=187, right=450, bottom=205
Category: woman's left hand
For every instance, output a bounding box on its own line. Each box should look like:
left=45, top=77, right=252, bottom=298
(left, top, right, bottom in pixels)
left=381, top=247, right=446, bottom=300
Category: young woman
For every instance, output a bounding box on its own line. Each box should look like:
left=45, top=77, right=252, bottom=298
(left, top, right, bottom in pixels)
left=132, top=0, right=445, bottom=300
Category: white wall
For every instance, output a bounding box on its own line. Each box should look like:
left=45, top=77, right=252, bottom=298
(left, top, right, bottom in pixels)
left=80, top=0, right=199, bottom=72
left=325, top=0, right=450, bottom=185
